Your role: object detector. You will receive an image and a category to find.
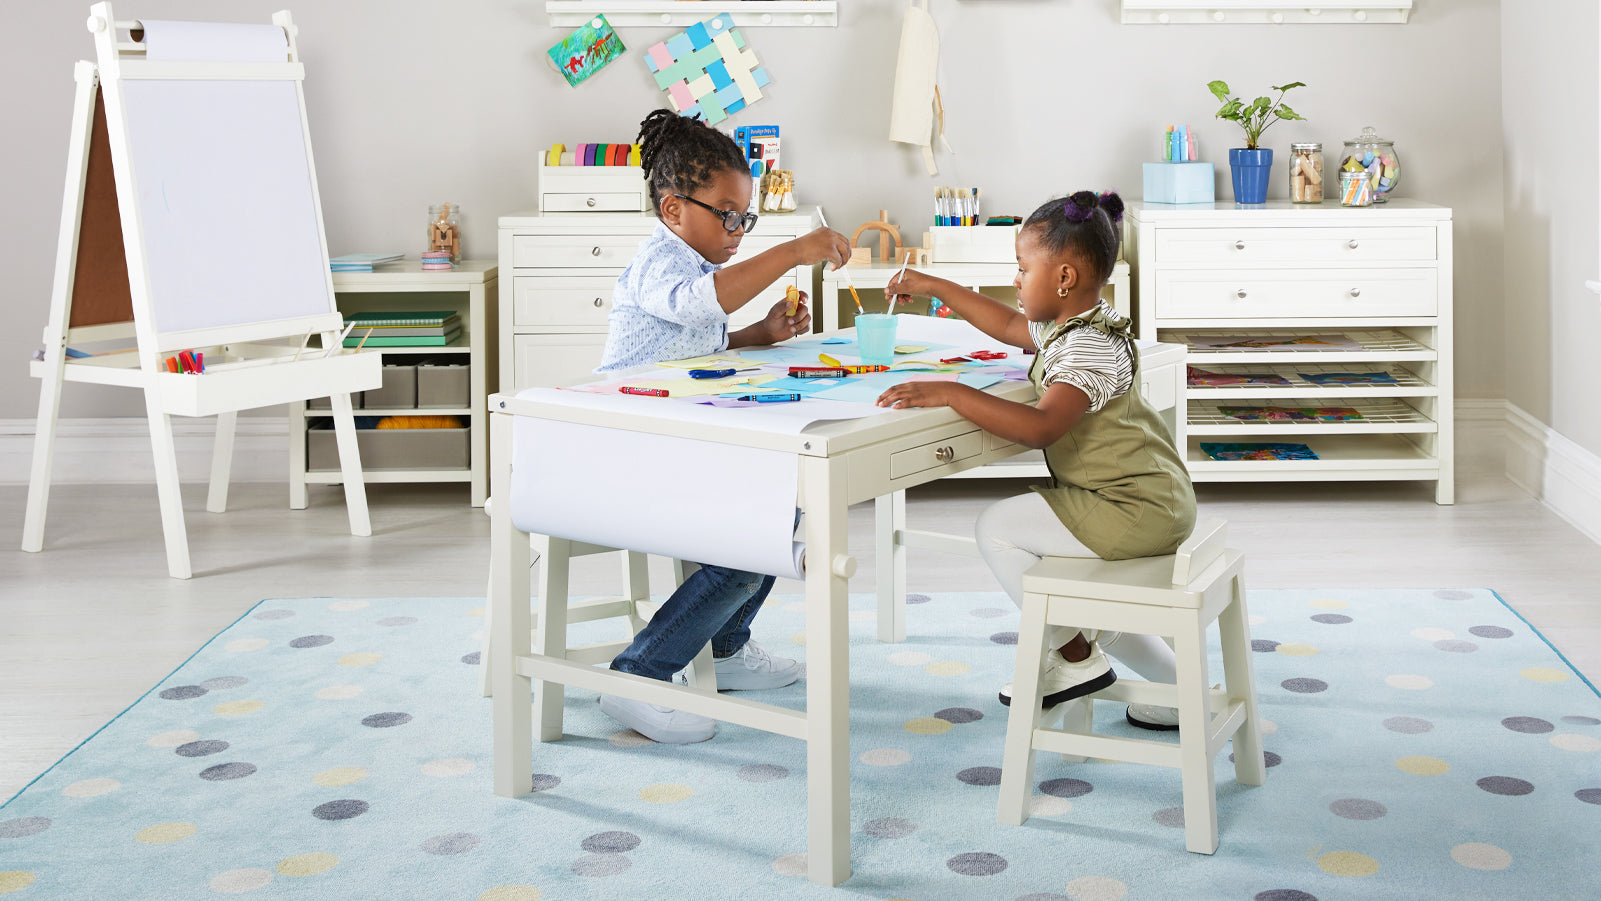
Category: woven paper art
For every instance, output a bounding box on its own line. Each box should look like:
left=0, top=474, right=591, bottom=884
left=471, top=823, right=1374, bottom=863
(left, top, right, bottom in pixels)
left=643, top=13, right=770, bottom=125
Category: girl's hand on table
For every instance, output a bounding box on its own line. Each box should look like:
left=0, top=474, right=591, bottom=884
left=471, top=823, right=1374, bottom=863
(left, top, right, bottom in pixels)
left=876, top=380, right=958, bottom=410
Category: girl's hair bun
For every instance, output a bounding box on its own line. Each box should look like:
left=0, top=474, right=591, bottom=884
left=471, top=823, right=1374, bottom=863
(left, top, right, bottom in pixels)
left=1096, top=191, right=1125, bottom=224
left=1063, top=190, right=1097, bottom=223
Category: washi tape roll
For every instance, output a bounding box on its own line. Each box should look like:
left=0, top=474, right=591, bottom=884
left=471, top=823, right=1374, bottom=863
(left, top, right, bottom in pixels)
left=586, top=144, right=602, bottom=166
left=611, top=144, right=628, bottom=166
left=574, top=143, right=589, bottom=167
left=629, top=143, right=642, bottom=167
left=546, top=143, right=565, bottom=167
left=559, top=152, right=576, bottom=165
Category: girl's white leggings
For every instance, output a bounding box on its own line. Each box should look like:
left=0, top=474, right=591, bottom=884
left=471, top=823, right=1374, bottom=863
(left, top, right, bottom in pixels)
left=975, top=491, right=1177, bottom=685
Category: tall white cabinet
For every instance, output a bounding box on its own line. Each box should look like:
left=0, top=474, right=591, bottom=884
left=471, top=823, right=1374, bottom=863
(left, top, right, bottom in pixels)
left=497, top=210, right=819, bottom=391
left=1127, top=199, right=1454, bottom=504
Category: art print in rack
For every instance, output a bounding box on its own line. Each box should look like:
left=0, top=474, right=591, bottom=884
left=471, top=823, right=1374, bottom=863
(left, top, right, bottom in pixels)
left=548, top=15, right=625, bottom=87
left=644, top=13, right=770, bottom=125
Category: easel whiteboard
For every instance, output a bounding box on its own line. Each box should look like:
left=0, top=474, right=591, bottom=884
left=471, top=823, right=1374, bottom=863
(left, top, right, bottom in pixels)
left=121, top=77, right=330, bottom=333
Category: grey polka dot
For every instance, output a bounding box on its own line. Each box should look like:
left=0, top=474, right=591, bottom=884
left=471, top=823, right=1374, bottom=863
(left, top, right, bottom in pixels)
left=1434, top=639, right=1478, bottom=653
left=1562, top=716, right=1600, bottom=726
left=313, top=799, right=369, bottom=820
left=1252, top=639, right=1280, bottom=653
left=1229, top=750, right=1281, bottom=768
left=1575, top=788, right=1601, bottom=805
left=1310, top=614, right=1352, bottom=625
left=1255, top=892, right=1318, bottom=901
left=935, top=707, right=984, bottom=724
left=581, top=831, right=641, bottom=853
left=864, top=817, right=916, bottom=839
left=1477, top=776, right=1534, bottom=796
left=377, top=616, right=418, bottom=627
left=1153, top=806, right=1184, bottom=827
left=1329, top=798, right=1386, bottom=820
left=175, top=740, right=229, bottom=758
left=199, top=762, right=256, bottom=781
left=947, top=851, right=1007, bottom=876
left=957, top=766, right=1002, bottom=786
left=1017, top=895, right=1072, bottom=901
left=1502, top=716, right=1554, bottom=734
left=0, top=817, right=51, bottom=838
left=736, top=764, right=788, bottom=783
left=460, top=652, right=481, bottom=665
left=905, top=593, right=932, bottom=605
left=1039, top=778, right=1092, bottom=798
left=1469, top=625, right=1513, bottom=639
left=1282, top=678, right=1328, bottom=693
left=253, top=609, right=295, bottom=620
left=1433, top=590, right=1474, bottom=600
left=530, top=774, right=561, bottom=792
left=361, top=712, right=412, bottom=728
left=160, top=685, right=207, bottom=700
left=1383, top=716, right=1434, bottom=734
left=289, top=635, right=334, bottom=649
left=990, top=632, right=1018, bottom=646
left=199, top=677, right=247, bottom=691
left=572, top=853, right=631, bottom=876
left=421, top=832, right=480, bottom=855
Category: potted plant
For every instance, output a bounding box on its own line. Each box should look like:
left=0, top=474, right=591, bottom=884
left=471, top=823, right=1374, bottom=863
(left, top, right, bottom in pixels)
left=1208, top=80, right=1305, bottom=204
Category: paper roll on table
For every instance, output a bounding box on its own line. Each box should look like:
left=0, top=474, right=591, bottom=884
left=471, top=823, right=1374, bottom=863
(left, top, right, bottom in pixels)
left=133, top=20, right=289, bottom=62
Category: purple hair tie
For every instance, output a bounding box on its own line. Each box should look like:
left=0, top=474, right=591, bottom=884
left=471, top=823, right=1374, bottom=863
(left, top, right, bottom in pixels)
left=1062, top=199, right=1094, bottom=222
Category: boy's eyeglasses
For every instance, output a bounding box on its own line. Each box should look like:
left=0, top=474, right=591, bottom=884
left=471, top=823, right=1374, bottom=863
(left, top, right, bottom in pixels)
left=673, top=193, right=758, bottom=234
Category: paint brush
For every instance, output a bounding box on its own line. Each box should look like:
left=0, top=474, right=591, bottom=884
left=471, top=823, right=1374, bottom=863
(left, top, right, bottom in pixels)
left=815, top=209, right=864, bottom=314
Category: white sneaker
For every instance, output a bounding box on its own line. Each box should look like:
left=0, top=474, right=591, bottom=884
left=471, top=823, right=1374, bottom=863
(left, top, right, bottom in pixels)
left=1126, top=702, right=1180, bottom=731
left=599, top=694, right=715, bottom=744
left=713, top=641, right=801, bottom=691
left=1000, top=645, right=1117, bottom=708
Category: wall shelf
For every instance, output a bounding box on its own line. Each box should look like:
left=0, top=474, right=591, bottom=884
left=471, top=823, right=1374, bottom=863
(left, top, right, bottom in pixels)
left=1121, top=1, right=1411, bottom=25
left=546, top=1, right=837, bottom=28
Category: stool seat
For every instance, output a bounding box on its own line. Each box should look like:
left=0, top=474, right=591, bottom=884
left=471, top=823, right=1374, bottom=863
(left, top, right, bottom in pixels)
left=997, top=518, right=1264, bottom=855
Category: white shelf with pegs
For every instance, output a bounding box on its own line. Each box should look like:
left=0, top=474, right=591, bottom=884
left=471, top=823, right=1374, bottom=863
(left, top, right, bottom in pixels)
left=545, top=1, right=837, bottom=28
left=1121, top=1, right=1411, bottom=25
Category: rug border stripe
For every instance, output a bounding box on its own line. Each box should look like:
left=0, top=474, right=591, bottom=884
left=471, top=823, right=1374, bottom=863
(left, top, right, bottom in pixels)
left=1490, top=588, right=1601, bottom=699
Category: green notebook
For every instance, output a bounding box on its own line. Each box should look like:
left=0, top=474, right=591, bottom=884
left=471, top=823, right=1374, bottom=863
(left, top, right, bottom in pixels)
left=344, top=311, right=458, bottom=328
left=345, top=327, right=461, bottom=347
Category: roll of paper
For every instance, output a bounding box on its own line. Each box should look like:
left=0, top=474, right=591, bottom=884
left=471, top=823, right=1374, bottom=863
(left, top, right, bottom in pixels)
left=135, top=20, right=289, bottom=63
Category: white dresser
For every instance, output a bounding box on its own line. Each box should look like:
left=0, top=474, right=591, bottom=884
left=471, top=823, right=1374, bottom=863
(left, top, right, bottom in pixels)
left=1127, top=199, right=1454, bottom=503
left=497, top=210, right=819, bottom=392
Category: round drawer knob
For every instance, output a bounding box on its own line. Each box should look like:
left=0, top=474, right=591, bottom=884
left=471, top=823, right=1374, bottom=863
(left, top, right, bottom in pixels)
left=585, top=197, right=597, bottom=208
left=934, top=445, right=954, bottom=462
left=593, top=297, right=604, bottom=308
left=1234, top=240, right=1246, bottom=250
left=1349, top=288, right=1362, bottom=298
left=1347, top=239, right=1359, bottom=249
left=591, top=246, right=602, bottom=256
left=1235, top=289, right=1248, bottom=299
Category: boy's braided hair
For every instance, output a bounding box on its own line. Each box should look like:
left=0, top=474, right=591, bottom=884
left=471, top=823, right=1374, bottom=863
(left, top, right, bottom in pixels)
left=636, top=109, right=748, bottom=215
left=1022, top=190, right=1125, bottom=285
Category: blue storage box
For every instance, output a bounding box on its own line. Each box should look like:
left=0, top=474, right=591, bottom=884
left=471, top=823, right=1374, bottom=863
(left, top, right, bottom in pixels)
left=1143, top=162, right=1215, bottom=204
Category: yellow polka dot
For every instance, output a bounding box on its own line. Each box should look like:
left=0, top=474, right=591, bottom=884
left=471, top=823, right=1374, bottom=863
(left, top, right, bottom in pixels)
left=62, top=778, right=119, bottom=798
left=925, top=661, right=971, bottom=676
left=1451, top=842, right=1512, bottom=870
left=466, top=606, right=486, bottom=618
left=1275, top=643, right=1320, bottom=656
left=276, top=852, right=339, bottom=877
left=1551, top=733, right=1601, bottom=752
left=789, top=633, right=807, bottom=646
left=213, top=700, right=263, bottom=716
left=638, top=783, right=692, bottom=803
left=1308, top=598, right=1349, bottom=609
left=903, top=717, right=953, bottom=735
left=771, top=854, right=808, bottom=877
left=338, top=652, right=382, bottom=667
left=1029, top=795, right=1073, bottom=817
left=608, top=730, right=653, bottom=748
left=1521, top=667, right=1569, bottom=683
left=135, top=822, right=197, bottom=844
left=1317, top=851, right=1379, bottom=877
left=0, top=872, right=37, bottom=894
left=479, top=887, right=542, bottom=901
left=313, top=767, right=368, bottom=787
left=1395, top=755, right=1450, bottom=775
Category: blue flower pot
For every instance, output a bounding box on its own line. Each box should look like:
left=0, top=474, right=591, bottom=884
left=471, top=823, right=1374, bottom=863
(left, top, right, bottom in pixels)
left=1229, top=148, right=1274, bottom=204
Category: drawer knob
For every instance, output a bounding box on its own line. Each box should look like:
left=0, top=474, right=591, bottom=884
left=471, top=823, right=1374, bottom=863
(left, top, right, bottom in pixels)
left=1349, top=288, right=1362, bottom=298
left=1234, top=240, right=1246, bottom=250
left=934, top=445, right=954, bottom=462
left=593, top=297, right=604, bottom=308
left=1235, top=289, right=1248, bottom=299
left=586, top=197, right=597, bottom=208
left=1347, top=239, right=1359, bottom=249
left=591, top=246, right=603, bottom=256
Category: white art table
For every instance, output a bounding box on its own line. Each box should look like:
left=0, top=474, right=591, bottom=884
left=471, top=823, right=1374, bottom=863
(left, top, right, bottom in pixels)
left=487, top=317, right=1184, bottom=886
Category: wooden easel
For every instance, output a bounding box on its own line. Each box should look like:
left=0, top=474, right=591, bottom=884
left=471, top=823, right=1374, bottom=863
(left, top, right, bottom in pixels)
left=21, top=4, right=381, bottom=579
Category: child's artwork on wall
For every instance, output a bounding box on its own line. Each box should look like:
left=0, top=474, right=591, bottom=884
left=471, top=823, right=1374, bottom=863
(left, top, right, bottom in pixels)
left=548, top=15, right=625, bottom=87
left=643, top=13, right=770, bottom=125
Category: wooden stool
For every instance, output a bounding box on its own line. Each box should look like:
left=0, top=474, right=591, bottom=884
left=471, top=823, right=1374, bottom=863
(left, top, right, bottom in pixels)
left=996, top=519, right=1264, bottom=854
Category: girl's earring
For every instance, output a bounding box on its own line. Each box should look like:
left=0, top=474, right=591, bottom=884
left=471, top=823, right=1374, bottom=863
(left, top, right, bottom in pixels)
left=1057, top=287, right=1071, bottom=297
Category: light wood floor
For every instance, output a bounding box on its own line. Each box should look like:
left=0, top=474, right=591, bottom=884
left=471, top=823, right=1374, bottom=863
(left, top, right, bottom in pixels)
left=3, top=423, right=1599, bottom=800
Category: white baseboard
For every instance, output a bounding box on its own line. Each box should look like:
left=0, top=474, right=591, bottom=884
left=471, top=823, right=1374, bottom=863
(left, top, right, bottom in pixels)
left=0, top=417, right=289, bottom=485
left=1505, top=403, right=1601, bottom=546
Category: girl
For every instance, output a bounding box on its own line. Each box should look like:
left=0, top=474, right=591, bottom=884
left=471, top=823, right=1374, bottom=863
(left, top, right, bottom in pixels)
left=594, top=109, right=851, bottom=744
left=877, top=190, right=1195, bottom=730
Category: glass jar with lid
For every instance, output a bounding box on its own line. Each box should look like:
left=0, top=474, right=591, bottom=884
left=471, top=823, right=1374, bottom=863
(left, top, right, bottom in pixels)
left=1338, top=127, right=1400, bottom=203
left=1289, top=143, right=1323, bottom=204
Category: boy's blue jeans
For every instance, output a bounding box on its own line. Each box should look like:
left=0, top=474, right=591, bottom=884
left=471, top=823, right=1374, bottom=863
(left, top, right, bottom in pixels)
left=609, top=563, right=776, bottom=682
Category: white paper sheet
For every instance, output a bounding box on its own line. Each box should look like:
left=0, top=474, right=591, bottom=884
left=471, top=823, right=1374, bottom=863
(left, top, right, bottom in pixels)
left=136, top=20, right=289, bottom=63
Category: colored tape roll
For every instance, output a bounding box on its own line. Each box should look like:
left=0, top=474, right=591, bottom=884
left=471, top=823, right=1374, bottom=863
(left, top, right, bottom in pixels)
left=574, top=143, right=589, bottom=167
left=559, top=152, right=575, bottom=165
left=629, top=143, right=642, bottom=167
left=546, top=142, right=565, bottom=167
left=586, top=143, right=601, bottom=166
left=611, top=144, right=627, bottom=166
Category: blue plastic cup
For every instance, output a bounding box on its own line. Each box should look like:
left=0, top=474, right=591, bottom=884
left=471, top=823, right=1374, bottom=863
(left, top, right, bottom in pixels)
left=854, top=314, right=897, bottom=366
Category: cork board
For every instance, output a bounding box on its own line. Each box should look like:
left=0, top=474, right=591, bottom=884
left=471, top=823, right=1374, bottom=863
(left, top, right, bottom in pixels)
left=68, top=87, right=133, bottom=329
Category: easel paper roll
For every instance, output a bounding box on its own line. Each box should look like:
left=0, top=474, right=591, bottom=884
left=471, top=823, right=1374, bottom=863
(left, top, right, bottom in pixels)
left=510, top=418, right=804, bottom=580
left=136, top=20, right=288, bottom=63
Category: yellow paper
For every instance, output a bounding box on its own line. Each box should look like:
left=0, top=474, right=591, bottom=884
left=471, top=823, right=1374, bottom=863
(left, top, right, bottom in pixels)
left=894, top=345, right=929, bottom=354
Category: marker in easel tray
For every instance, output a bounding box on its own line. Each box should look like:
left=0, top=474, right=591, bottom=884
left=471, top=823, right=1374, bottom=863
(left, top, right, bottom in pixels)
left=619, top=386, right=669, bottom=397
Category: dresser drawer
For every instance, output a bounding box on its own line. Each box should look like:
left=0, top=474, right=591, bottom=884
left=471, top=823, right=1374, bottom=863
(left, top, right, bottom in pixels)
left=1156, top=227, right=1437, bottom=266
left=513, top=277, right=615, bottom=328
left=889, top=429, right=984, bottom=478
left=540, top=191, right=647, bottom=213
left=1157, top=268, right=1437, bottom=319
left=511, top=235, right=642, bottom=269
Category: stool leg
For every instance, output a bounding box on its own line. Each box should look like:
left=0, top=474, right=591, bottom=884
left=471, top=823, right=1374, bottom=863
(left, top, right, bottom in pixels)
left=1057, top=697, right=1091, bottom=764
left=621, top=551, right=651, bottom=635
left=998, top=591, right=1051, bottom=825
left=1220, top=571, right=1266, bottom=786
left=1174, top=617, right=1219, bottom=854
left=533, top=535, right=570, bottom=742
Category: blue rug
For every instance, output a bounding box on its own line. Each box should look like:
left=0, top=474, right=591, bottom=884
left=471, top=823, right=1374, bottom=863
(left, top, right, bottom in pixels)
left=2, top=589, right=1599, bottom=900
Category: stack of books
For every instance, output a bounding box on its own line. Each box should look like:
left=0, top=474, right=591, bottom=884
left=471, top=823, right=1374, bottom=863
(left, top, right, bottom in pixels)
left=330, top=253, right=405, bottom=272
left=343, top=311, right=462, bottom=347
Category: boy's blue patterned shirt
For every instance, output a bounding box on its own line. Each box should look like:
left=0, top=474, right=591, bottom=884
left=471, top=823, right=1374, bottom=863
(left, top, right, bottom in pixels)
left=596, top=222, right=728, bottom=372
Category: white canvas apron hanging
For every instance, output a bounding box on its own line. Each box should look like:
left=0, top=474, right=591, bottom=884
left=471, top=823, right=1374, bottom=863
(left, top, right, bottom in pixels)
left=888, top=0, right=953, bottom=175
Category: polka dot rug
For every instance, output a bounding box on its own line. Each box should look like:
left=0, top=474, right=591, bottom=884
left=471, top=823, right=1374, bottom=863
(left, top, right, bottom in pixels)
left=2, top=589, right=1598, bottom=899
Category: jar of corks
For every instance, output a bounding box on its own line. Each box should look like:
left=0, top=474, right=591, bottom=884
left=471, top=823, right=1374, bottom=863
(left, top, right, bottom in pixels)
left=1289, top=143, right=1324, bottom=204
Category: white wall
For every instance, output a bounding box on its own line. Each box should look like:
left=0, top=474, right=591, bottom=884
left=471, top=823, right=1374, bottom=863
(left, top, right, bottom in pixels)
left=1501, top=0, right=1601, bottom=458
left=4, top=0, right=1505, bottom=420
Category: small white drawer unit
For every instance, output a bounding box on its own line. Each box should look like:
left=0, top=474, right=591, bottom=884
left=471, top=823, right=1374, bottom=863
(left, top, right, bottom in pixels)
left=1127, top=199, right=1454, bottom=504
left=498, top=210, right=819, bottom=392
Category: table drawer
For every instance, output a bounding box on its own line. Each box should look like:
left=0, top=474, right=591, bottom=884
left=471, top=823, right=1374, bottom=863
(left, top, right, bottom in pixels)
left=889, top=429, right=984, bottom=478
left=1157, top=268, right=1437, bottom=319
left=510, top=333, right=607, bottom=392
left=1156, top=227, right=1437, bottom=266
left=511, top=235, right=641, bottom=269
left=1140, top=368, right=1178, bottom=411
left=539, top=191, right=647, bottom=213
left=513, top=277, right=615, bottom=328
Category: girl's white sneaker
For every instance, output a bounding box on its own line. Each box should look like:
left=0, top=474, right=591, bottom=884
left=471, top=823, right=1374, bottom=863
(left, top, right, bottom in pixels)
left=999, top=644, right=1117, bottom=708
